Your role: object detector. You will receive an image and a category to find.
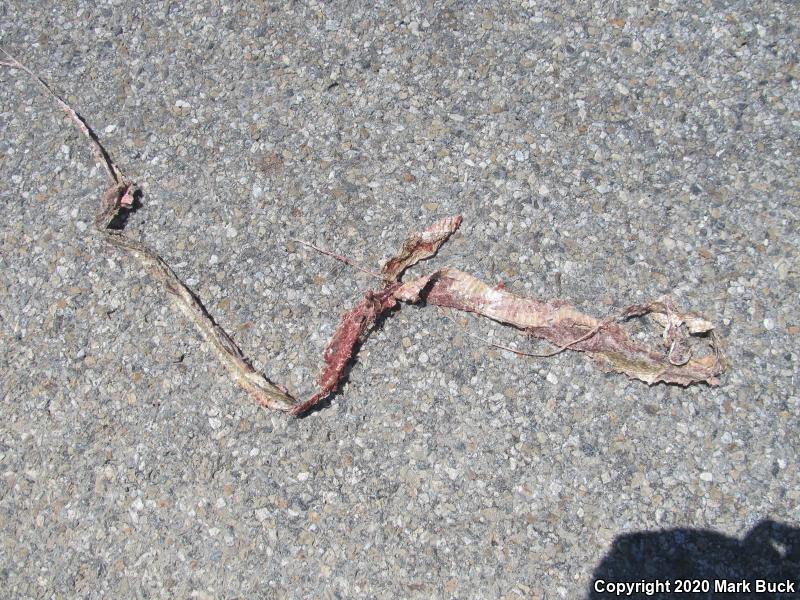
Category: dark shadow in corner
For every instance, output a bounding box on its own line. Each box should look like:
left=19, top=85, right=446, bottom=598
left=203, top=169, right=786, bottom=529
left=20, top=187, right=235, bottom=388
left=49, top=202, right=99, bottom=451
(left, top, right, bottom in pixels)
left=589, top=520, right=799, bottom=599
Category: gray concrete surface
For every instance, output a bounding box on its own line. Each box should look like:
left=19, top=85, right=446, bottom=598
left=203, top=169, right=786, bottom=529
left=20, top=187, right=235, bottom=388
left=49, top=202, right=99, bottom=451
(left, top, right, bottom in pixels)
left=1, top=1, right=798, bottom=598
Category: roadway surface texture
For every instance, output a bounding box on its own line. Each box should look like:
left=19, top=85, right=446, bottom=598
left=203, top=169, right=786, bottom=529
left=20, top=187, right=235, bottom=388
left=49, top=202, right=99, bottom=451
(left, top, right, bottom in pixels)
left=1, top=1, right=798, bottom=598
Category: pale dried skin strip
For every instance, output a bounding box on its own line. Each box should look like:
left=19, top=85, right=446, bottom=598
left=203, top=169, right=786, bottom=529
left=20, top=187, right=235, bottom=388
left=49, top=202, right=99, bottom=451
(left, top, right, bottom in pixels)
left=3, top=54, right=724, bottom=417
left=621, top=299, right=716, bottom=366
left=395, top=267, right=599, bottom=329
left=2, top=51, right=298, bottom=412
left=381, top=215, right=463, bottom=282
left=396, top=268, right=723, bottom=386
left=298, top=218, right=724, bottom=414
left=102, top=233, right=296, bottom=410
